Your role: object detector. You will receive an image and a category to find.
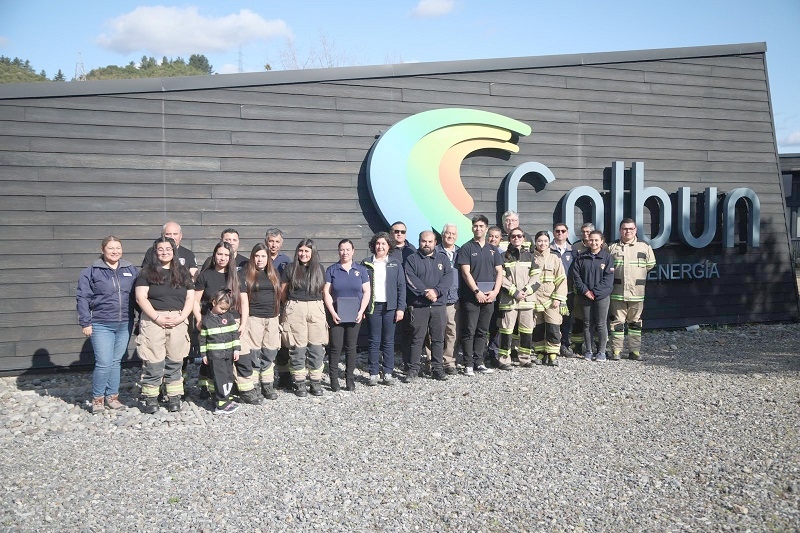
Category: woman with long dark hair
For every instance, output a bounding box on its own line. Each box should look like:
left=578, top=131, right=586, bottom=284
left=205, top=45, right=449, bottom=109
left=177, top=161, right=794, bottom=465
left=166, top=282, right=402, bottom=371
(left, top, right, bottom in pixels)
left=134, top=237, right=195, bottom=413
left=323, top=239, right=371, bottom=391
left=77, top=236, right=138, bottom=413
left=280, top=239, right=326, bottom=397
left=530, top=230, right=568, bottom=366
left=194, top=241, right=259, bottom=405
left=242, top=243, right=281, bottom=400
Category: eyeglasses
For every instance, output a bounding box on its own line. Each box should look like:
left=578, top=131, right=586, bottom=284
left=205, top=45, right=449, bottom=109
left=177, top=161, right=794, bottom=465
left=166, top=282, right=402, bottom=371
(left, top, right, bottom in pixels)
left=554, top=229, right=567, bottom=233
left=393, top=229, right=406, bottom=234
left=510, top=234, right=524, bottom=239
left=621, top=227, right=636, bottom=232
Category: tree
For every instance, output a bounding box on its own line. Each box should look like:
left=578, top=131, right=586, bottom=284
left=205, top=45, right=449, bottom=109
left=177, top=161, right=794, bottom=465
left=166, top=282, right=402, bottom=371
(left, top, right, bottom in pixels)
left=188, top=54, right=213, bottom=74
left=53, top=69, right=66, bottom=82
left=277, top=32, right=360, bottom=70
left=0, top=55, right=48, bottom=83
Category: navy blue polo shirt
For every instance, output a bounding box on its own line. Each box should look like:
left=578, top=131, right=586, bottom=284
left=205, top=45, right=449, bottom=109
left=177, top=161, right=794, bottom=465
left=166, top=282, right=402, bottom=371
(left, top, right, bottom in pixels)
left=324, top=262, right=369, bottom=300
left=456, top=240, right=502, bottom=298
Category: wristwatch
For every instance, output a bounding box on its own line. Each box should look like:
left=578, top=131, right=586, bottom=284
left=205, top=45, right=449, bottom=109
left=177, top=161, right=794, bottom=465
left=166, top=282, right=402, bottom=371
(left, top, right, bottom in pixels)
left=474, top=288, right=480, bottom=294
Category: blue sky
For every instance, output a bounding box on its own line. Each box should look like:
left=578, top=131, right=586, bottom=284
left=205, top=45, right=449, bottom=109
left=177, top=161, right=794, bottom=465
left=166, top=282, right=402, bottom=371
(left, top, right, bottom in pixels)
left=1, top=0, right=798, bottom=152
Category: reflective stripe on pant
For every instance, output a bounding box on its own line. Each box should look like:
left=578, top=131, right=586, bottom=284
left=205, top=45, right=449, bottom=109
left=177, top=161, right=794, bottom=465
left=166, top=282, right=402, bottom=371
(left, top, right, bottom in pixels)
left=281, top=300, right=327, bottom=381
left=533, top=307, right=562, bottom=359
left=609, top=300, right=644, bottom=355
left=499, top=308, right=533, bottom=365
left=570, top=293, right=585, bottom=350
left=136, top=312, right=187, bottom=397
left=243, top=316, right=280, bottom=384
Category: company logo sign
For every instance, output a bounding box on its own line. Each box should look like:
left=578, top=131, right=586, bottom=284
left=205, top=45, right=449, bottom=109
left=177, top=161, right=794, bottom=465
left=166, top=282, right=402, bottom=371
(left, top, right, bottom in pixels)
left=367, top=108, right=531, bottom=243
left=369, top=109, right=761, bottom=250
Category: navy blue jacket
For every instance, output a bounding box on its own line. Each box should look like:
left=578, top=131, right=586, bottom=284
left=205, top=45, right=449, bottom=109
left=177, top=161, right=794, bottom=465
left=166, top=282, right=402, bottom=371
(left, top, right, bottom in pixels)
left=404, top=250, right=454, bottom=308
left=572, top=248, right=615, bottom=300
left=435, top=243, right=459, bottom=304
left=551, top=241, right=575, bottom=291
left=76, top=259, right=139, bottom=326
left=361, top=256, right=406, bottom=313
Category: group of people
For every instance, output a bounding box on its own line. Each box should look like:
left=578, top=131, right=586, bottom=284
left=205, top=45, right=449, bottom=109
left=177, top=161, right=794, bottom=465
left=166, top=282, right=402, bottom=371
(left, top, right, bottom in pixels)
left=76, top=214, right=655, bottom=415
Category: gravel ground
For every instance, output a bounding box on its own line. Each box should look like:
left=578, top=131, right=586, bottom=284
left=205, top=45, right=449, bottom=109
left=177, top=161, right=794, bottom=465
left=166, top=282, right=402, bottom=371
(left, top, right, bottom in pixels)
left=0, top=323, right=798, bottom=532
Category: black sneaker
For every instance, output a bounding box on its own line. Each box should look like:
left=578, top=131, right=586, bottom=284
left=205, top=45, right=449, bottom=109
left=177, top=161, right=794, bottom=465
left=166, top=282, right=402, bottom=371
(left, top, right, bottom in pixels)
left=432, top=371, right=448, bottom=381
left=444, top=366, right=458, bottom=375
left=498, top=363, right=513, bottom=371
left=403, top=372, right=418, bottom=383
left=629, top=352, right=641, bottom=361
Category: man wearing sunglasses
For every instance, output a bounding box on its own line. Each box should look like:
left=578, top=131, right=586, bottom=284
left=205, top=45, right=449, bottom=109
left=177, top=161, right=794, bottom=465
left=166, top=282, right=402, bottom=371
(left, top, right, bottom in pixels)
left=389, top=221, right=417, bottom=264
left=551, top=223, right=575, bottom=357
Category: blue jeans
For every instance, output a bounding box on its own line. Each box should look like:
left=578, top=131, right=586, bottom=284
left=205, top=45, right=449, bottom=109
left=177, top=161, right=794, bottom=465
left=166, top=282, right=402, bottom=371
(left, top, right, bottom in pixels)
left=367, top=303, right=397, bottom=376
left=90, top=320, right=133, bottom=397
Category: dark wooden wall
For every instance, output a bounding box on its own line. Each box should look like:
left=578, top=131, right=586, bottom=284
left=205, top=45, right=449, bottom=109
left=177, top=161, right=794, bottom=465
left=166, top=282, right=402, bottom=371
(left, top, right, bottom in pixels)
left=0, top=45, right=796, bottom=372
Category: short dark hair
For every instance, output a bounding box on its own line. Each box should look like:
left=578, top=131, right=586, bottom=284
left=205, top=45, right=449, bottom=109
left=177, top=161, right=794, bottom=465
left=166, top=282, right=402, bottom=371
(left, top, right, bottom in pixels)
left=391, top=221, right=406, bottom=228
left=221, top=228, right=239, bottom=238
left=619, top=218, right=636, bottom=227
left=553, top=222, right=568, bottom=231
left=471, top=214, right=489, bottom=226
left=369, top=231, right=394, bottom=254
left=589, top=230, right=605, bottom=241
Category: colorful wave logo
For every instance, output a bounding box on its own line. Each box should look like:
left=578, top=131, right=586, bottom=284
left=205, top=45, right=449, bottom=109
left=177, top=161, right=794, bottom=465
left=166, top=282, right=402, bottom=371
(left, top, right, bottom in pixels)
left=367, top=108, right=531, bottom=245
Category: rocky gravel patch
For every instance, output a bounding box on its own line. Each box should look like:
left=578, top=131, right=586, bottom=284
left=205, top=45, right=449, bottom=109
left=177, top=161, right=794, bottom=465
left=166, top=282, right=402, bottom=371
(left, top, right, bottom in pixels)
left=0, top=323, right=798, bottom=531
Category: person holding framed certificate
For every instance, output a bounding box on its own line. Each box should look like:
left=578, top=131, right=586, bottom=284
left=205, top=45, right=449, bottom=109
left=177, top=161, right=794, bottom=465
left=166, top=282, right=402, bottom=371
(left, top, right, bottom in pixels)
left=323, top=239, right=371, bottom=392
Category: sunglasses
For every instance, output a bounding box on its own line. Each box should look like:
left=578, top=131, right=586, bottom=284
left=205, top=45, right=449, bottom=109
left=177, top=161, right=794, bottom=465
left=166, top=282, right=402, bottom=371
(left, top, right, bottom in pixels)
left=510, top=234, right=524, bottom=239
left=393, top=229, right=406, bottom=234
left=554, top=229, right=567, bottom=233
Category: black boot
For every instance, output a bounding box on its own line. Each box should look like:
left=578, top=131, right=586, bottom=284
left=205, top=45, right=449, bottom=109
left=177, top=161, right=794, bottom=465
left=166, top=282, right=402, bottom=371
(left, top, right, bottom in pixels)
left=294, top=380, right=308, bottom=398
left=329, top=373, right=340, bottom=392
left=277, top=372, right=292, bottom=390
left=142, top=396, right=158, bottom=414
left=345, top=376, right=355, bottom=391
left=261, top=382, right=278, bottom=400
left=167, top=395, right=181, bottom=413
left=309, top=380, right=324, bottom=396
left=240, top=388, right=264, bottom=405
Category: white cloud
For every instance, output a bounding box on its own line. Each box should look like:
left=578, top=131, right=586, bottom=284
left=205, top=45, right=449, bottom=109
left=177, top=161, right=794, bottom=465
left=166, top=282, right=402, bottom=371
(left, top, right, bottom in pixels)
left=780, top=130, right=800, bottom=148
left=217, top=63, right=240, bottom=75
left=0, top=36, right=8, bottom=47
left=96, top=7, right=292, bottom=55
left=410, top=0, right=455, bottom=18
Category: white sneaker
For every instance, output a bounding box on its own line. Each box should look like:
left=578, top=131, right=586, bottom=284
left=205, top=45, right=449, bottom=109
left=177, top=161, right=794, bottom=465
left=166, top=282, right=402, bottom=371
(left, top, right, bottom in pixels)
left=464, top=367, right=475, bottom=377
left=368, top=375, right=379, bottom=386
left=475, top=365, right=495, bottom=374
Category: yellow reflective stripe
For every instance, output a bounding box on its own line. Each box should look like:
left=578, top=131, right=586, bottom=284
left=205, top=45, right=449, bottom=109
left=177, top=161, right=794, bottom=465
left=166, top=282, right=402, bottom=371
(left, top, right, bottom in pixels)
left=201, top=324, right=239, bottom=336
left=205, top=340, right=241, bottom=351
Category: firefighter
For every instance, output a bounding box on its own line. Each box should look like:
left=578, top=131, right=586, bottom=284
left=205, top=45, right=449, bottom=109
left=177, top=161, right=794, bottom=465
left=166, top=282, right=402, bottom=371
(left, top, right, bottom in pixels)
left=497, top=228, right=539, bottom=369
left=530, top=231, right=568, bottom=366
left=608, top=218, right=656, bottom=360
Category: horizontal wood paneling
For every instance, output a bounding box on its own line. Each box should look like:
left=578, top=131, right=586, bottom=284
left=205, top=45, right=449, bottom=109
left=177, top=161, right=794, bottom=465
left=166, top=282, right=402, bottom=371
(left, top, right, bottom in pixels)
left=0, top=48, right=795, bottom=372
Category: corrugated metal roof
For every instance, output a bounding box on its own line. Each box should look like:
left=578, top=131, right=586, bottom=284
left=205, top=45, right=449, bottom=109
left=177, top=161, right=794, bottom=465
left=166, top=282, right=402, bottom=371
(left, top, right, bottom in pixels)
left=0, top=42, right=766, bottom=100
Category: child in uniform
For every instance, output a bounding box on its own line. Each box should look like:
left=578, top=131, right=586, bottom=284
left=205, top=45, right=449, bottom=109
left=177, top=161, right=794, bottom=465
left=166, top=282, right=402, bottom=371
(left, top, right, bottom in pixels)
left=200, top=289, right=241, bottom=415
